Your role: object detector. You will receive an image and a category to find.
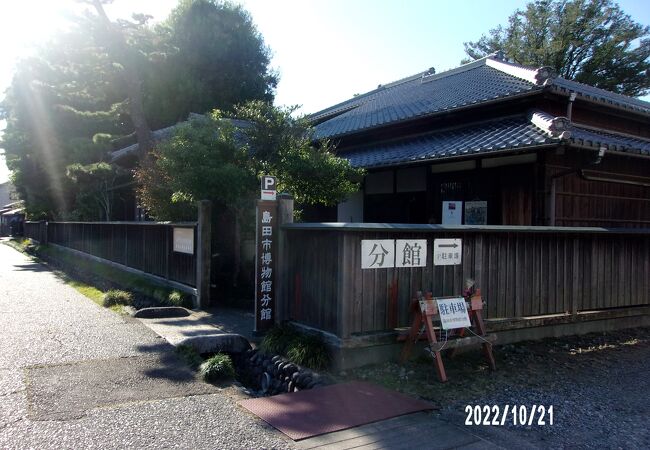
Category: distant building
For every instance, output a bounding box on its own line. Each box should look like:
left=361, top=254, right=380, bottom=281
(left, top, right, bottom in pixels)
left=310, top=52, right=650, bottom=227
left=0, top=181, right=23, bottom=236
left=0, top=181, right=17, bottom=209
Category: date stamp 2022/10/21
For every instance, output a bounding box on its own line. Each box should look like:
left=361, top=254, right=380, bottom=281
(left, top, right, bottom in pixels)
left=464, top=405, right=554, bottom=426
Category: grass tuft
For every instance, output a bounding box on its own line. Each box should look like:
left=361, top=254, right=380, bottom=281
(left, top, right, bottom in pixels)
left=199, top=353, right=235, bottom=382
left=166, top=290, right=193, bottom=309
left=286, top=334, right=331, bottom=370
left=260, top=324, right=331, bottom=370
left=259, top=325, right=299, bottom=355
left=102, top=289, right=133, bottom=307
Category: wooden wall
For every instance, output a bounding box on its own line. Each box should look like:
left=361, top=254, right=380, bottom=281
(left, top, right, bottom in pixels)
left=545, top=152, right=650, bottom=228
left=283, top=224, right=650, bottom=338
left=41, top=221, right=198, bottom=287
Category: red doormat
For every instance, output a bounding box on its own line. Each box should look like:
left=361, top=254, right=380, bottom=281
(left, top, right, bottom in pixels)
left=237, top=381, right=434, bottom=441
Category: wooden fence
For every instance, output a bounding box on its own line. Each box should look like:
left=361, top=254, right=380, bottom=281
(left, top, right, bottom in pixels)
left=282, top=223, right=650, bottom=338
left=24, top=221, right=197, bottom=288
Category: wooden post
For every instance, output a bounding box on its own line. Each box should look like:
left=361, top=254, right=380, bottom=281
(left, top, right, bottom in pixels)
left=276, top=194, right=293, bottom=324
left=196, top=200, right=212, bottom=309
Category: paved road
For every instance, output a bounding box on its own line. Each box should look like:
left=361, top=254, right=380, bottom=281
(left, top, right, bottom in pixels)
left=0, top=242, right=293, bottom=449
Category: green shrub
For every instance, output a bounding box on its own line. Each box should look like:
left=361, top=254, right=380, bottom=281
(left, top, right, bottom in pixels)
left=260, top=325, right=299, bottom=355
left=199, top=353, right=235, bottom=382
left=102, top=289, right=133, bottom=307
left=286, top=334, right=330, bottom=370
left=176, top=344, right=203, bottom=369
left=167, top=290, right=193, bottom=308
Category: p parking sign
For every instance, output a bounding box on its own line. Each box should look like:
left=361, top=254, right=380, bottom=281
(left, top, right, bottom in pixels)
left=261, top=176, right=277, bottom=200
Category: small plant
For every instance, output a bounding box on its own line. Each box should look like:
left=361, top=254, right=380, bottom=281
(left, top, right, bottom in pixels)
left=166, top=290, right=193, bottom=309
left=199, top=353, right=235, bottom=382
left=176, top=344, right=204, bottom=369
left=286, top=334, right=330, bottom=370
left=260, top=325, right=299, bottom=355
left=102, top=289, right=133, bottom=307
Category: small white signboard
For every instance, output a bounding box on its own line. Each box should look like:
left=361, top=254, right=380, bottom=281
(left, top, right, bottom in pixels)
left=436, top=297, right=471, bottom=330
left=395, top=239, right=427, bottom=267
left=442, top=201, right=463, bottom=225
left=173, top=227, right=194, bottom=254
left=434, top=238, right=462, bottom=265
left=361, top=240, right=395, bottom=269
left=261, top=175, right=277, bottom=200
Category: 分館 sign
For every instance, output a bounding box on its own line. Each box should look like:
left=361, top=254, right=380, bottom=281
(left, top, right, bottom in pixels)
left=433, top=238, right=462, bottom=265
left=436, top=297, right=471, bottom=330
left=361, top=239, right=428, bottom=269
left=261, top=175, right=277, bottom=201
left=395, top=239, right=427, bottom=267
left=361, top=240, right=394, bottom=269
left=173, top=227, right=194, bottom=254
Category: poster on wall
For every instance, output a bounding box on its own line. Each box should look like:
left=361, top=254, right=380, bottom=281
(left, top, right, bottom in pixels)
left=442, top=201, right=463, bottom=225
left=464, top=201, right=488, bottom=225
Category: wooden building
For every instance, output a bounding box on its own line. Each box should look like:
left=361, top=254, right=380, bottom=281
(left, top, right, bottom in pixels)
left=310, top=52, right=650, bottom=228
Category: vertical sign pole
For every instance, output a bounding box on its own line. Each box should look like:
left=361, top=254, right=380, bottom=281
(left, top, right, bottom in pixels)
left=254, top=199, right=278, bottom=335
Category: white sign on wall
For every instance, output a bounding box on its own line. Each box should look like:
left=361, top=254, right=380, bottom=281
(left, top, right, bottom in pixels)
left=395, top=239, right=427, bottom=267
left=436, top=297, right=471, bottom=330
left=442, top=201, right=463, bottom=225
left=433, top=238, right=462, bottom=265
left=173, top=227, right=194, bottom=254
left=361, top=240, right=395, bottom=269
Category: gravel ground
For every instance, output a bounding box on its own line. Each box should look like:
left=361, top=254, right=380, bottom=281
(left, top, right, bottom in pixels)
left=0, top=241, right=294, bottom=449
left=345, top=327, right=650, bottom=449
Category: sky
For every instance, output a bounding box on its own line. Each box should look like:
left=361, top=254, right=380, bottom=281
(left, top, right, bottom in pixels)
left=0, top=0, right=649, bottom=184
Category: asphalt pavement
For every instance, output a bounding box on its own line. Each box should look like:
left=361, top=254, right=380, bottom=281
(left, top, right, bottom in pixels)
left=0, top=241, right=294, bottom=449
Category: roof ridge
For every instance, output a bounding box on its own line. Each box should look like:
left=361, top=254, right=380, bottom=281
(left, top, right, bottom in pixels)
left=419, top=54, right=494, bottom=84
left=529, top=109, right=571, bottom=139
left=485, top=58, right=555, bottom=86
left=310, top=53, right=501, bottom=119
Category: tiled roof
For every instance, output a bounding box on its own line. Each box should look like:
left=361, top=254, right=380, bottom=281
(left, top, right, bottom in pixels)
left=314, top=62, right=541, bottom=139
left=570, top=126, right=650, bottom=156
left=553, top=78, right=650, bottom=115
left=339, top=116, right=558, bottom=168
left=337, top=111, right=650, bottom=169
left=312, top=54, right=650, bottom=140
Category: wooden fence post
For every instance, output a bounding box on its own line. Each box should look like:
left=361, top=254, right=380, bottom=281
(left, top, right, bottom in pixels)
left=275, top=194, right=294, bottom=324
left=196, top=200, right=212, bottom=309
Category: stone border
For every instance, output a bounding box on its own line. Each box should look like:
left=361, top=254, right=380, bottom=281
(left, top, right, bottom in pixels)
left=234, top=349, right=332, bottom=397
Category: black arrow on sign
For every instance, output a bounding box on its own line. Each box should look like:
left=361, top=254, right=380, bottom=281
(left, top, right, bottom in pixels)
left=438, top=243, right=458, bottom=248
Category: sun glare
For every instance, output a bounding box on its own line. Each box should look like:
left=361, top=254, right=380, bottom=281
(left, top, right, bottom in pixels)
left=0, top=1, right=78, bottom=85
